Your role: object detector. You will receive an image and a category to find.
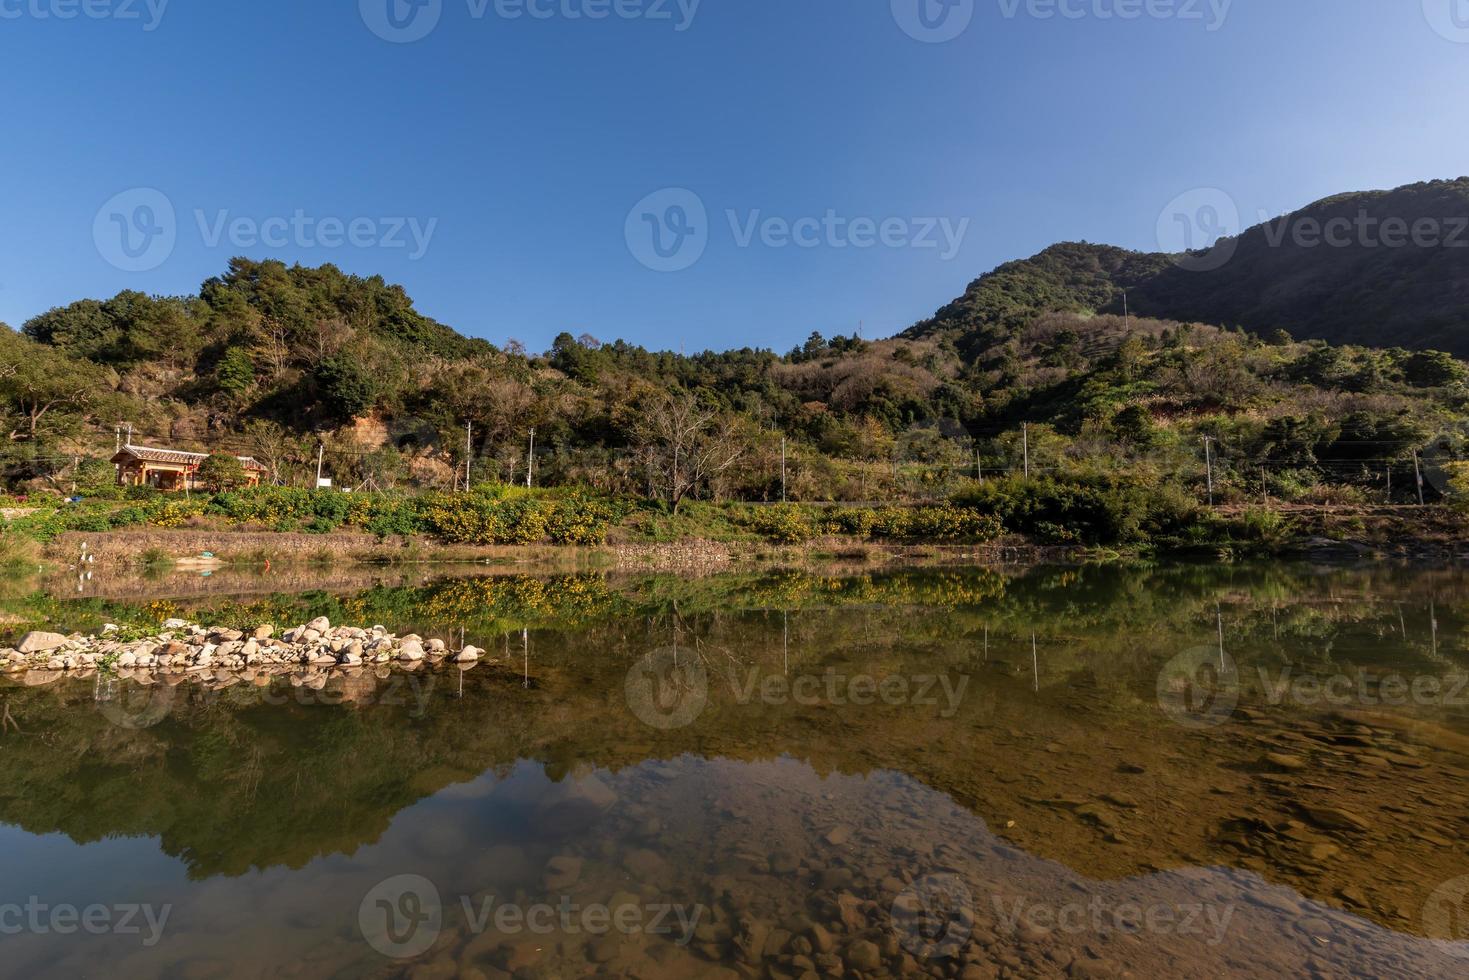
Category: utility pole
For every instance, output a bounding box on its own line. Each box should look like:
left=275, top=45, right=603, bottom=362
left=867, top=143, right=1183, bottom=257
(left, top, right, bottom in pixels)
left=780, top=437, right=787, bottom=503
left=976, top=450, right=983, bottom=483
left=526, top=428, right=536, bottom=488
left=1022, top=423, right=1030, bottom=479
left=1414, top=451, right=1426, bottom=506
left=315, top=443, right=325, bottom=489
left=1123, top=290, right=1130, bottom=331
left=464, top=422, right=473, bottom=492
left=1261, top=466, right=1269, bottom=510
left=1203, top=436, right=1215, bottom=506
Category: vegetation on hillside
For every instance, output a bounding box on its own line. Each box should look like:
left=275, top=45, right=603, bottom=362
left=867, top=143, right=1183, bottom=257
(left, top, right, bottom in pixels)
left=908, top=177, right=1469, bottom=356
left=5, top=182, right=1469, bottom=555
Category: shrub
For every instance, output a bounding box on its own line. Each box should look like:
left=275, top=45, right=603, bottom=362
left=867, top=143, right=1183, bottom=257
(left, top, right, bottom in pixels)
left=822, top=508, right=875, bottom=537
left=7, top=508, right=76, bottom=543
left=952, top=475, right=1197, bottom=546
left=68, top=511, right=112, bottom=533
left=417, top=485, right=622, bottom=546
left=148, top=500, right=206, bottom=528
left=902, top=506, right=1003, bottom=542
left=744, top=505, right=816, bottom=543
left=544, top=494, right=621, bottom=544
left=304, top=516, right=338, bottom=535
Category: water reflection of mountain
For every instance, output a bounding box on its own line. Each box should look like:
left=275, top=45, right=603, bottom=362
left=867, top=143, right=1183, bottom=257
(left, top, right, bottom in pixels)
left=3, top=564, right=1469, bottom=943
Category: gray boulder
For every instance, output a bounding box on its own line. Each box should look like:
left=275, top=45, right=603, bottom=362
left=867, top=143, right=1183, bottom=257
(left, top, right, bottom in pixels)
left=17, top=632, right=68, bottom=654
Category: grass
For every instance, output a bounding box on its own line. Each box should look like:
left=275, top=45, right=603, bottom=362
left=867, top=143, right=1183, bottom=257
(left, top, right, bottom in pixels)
left=0, top=528, right=40, bottom=570
left=137, top=547, right=174, bottom=568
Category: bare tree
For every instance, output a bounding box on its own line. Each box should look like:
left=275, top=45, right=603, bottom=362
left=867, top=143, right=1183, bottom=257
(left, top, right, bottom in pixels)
left=255, top=316, right=292, bottom=381
left=635, top=391, right=746, bottom=512
left=243, top=419, right=307, bottom=485
left=306, top=318, right=355, bottom=367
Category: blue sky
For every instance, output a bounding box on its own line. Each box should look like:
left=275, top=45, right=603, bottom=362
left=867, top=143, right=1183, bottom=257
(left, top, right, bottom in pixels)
left=2, top=0, right=1467, bottom=354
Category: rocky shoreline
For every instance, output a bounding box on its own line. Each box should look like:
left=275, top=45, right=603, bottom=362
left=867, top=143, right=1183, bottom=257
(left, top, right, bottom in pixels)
left=2, top=618, right=483, bottom=682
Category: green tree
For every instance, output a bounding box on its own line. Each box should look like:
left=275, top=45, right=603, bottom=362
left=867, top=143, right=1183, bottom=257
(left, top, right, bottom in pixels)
left=0, top=330, right=105, bottom=442
left=315, top=353, right=378, bottom=421
left=215, top=347, right=256, bottom=394
left=1111, top=405, right=1155, bottom=447
left=1401, top=350, right=1467, bottom=388
left=195, top=453, right=247, bottom=492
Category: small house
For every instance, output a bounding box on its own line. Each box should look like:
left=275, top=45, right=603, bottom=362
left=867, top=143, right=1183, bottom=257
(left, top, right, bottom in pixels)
left=111, top=445, right=268, bottom=491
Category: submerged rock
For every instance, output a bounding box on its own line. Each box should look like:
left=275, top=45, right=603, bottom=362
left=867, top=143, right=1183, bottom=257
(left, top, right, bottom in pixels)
left=844, top=939, right=882, bottom=972
left=1299, top=805, right=1371, bottom=833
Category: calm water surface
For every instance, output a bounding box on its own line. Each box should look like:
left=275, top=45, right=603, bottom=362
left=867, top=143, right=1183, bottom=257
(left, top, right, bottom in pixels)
left=3, top=563, right=1469, bottom=978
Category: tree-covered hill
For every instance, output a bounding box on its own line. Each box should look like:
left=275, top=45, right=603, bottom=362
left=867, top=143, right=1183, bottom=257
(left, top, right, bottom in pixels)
left=907, top=177, right=1469, bottom=358
left=5, top=181, right=1469, bottom=528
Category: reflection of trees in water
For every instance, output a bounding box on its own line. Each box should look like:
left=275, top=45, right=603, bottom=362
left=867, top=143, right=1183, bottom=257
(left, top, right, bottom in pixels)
left=2, top=562, right=1469, bottom=887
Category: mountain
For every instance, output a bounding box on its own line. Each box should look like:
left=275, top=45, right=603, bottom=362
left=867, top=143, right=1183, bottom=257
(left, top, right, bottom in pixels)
left=908, top=178, right=1469, bottom=358
left=6, top=181, right=1469, bottom=514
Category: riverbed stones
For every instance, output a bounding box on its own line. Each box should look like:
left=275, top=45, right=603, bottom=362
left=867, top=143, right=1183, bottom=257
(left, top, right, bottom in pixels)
left=1299, top=805, right=1370, bottom=833
left=17, top=631, right=67, bottom=654
left=1265, top=752, right=1308, bottom=771
left=824, top=825, right=853, bottom=846
left=544, top=854, right=583, bottom=890
left=4, top=618, right=526, bottom=689
left=844, top=939, right=882, bottom=972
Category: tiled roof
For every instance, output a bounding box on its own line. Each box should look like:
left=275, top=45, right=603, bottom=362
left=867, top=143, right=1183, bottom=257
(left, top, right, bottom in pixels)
left=115, top=446, right=267, bottom=471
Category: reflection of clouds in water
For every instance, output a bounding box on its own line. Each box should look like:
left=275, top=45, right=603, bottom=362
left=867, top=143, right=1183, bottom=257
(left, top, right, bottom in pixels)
left=8, top=756, right=1465, bottom=977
